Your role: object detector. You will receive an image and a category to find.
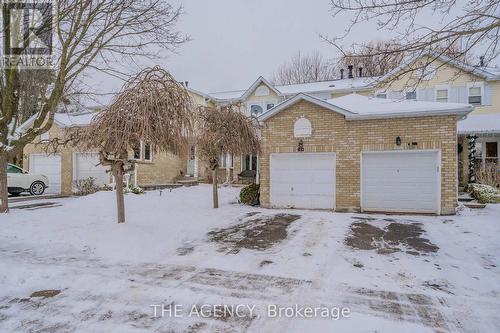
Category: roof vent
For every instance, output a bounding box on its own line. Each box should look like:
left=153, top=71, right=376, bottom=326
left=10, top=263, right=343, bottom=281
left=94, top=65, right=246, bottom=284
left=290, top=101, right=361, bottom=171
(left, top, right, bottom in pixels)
left=479, top=56, right=485, bottom=67
left=340, top=68, right=344, bottom=80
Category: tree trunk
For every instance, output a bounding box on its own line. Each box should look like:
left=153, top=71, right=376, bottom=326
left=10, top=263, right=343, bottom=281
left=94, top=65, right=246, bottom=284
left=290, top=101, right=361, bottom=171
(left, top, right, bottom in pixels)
left=113, top=163, right=126, bottom=223
left=0, top=154, right=9, bottom=213
left=212, top=168, right=218, bottom=208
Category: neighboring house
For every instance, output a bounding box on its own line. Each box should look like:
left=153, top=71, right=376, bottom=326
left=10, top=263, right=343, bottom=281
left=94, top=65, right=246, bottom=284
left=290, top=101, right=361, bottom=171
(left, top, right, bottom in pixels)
left=21, top=112, right=187, bottom=196
left=374, top=53, right=500, bottom=186
left=257, top=93, right=473, bottom=215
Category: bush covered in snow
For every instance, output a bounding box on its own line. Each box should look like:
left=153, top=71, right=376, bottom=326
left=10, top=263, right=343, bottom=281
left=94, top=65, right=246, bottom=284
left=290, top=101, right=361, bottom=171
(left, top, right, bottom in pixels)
left=239, top=183, right=259, bottom=206
left=73, top=177, right=101, bottom=196
left=130, top=186, right=145, bottom=195
left=468, top=183, right=500, bottom=204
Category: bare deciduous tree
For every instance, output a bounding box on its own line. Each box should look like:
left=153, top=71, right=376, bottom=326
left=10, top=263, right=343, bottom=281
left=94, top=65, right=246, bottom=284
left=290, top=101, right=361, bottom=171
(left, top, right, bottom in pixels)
left=325, top=0, right=500, bottom=86
left=78, top=66, right=193, bottom=223
left=1, top=0, right=188, bottom=213
left=271, top=51, right=336, bottom=85
left=196, top=105, right=260, bottom=208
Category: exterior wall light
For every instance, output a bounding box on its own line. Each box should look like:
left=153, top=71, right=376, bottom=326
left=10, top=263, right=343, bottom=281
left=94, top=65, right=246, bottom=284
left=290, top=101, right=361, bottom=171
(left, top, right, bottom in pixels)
left=396, top=136, right=402, bottom=146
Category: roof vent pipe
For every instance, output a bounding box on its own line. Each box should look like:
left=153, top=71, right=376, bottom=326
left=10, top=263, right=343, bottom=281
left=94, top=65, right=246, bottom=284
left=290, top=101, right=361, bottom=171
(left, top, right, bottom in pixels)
left=340, top=68, right=344, bottom=79
left=185, top=81, right=189, bottom=87
left=479, top=56, right=485, bottom=67
left=347, top=65, right=353, bottom=79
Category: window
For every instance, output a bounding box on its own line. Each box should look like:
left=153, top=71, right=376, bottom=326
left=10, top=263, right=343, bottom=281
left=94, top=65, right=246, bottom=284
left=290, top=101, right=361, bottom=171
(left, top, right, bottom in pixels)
left=243, top=155, right=257, bottom=171
left=144, top=143, right=152, bottom=161
left=219, top=153, right=233, bottom=168
left=40, top=132, right=49, bottom=142
left=133, top=145, right=141, bottom=160
left=266, top=103, right=274, bottom=110
left=405, top=91, right=417, bottom=100
left=486, top=142, right=498, bottom=162
left=7, top=164, right=23, bottom=174
left=436, top=88, right=448, bottom=102
left=468, top=86, right=482, bottom=105
left=250, top=104, right=263, bottom=116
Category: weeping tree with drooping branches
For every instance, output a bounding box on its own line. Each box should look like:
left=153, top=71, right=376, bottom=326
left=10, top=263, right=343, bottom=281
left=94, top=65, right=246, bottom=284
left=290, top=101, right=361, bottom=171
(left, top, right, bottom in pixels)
left=78, top=66, right=193, bottom=223
left=196, top=104, right=260, bottom=208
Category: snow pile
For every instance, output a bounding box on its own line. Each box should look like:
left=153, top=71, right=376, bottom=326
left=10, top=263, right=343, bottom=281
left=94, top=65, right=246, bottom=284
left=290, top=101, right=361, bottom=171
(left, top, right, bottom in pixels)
left=468, top=183, right=500, bottom=203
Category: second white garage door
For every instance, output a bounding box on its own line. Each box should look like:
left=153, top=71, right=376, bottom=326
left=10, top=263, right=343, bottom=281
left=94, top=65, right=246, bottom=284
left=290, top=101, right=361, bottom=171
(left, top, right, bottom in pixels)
left=29, top=153, right=62, bottom=194
left=361, top=151, right=440, bottom=214
left=270, top=153, right=336, bottom=209
left=73, top=153, right=109, bottom=186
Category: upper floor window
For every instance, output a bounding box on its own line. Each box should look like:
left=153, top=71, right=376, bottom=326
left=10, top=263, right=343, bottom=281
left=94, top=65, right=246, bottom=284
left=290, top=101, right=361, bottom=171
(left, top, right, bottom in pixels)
left=250, top=104, right=263, bottom=116
left=266, top=103, right=275, bottom=110
left=468, top=86, right=482, bottom=105
left=436, top=88, right=448, bottom=102
left=405, top=91, right=417, bottom=100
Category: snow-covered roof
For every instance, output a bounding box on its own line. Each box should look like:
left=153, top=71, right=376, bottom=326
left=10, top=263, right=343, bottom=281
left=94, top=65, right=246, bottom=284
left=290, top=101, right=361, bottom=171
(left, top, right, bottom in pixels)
left=328, top=94, right=473, bottom=119
left=54, top=112, right=98, bottom=128
left=378, top=51, right=500, bottom=83
left=259, top=93, right=473, bottom=121
left=208, top=76, right=377, bottom=101
left=458, top=114, right=500, bottom=134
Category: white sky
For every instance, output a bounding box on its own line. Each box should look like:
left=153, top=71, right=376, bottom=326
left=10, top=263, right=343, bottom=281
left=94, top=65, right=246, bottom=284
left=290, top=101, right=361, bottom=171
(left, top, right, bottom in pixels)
left=86, top=0, right=497, bottom=105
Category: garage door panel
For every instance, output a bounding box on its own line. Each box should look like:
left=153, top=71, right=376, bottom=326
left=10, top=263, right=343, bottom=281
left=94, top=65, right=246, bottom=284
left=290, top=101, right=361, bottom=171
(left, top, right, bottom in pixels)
left=74, top=153, right=109, bottom=186
left=270, top=153, right=335, bottom=210
left=30, top=154, right=61, bottom=194
left=362, top=151, right=440, bottom=213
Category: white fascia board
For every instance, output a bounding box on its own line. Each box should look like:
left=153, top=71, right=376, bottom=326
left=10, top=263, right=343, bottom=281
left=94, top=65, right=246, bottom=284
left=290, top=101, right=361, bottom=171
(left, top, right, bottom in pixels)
left=345, top=107, right=473, bottom=121
left=258, top=93, right=355, bottom=121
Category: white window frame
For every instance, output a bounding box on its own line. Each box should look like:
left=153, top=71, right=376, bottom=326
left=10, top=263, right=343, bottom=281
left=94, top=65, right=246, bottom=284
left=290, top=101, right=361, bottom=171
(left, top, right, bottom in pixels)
left=466, top=82, right=484, bottom=106
left=219, top=153, right=233, bottom=168
left=405, top=90, right=417, bottom=101
left=241, top=154, right=257, bottom=171
left=132, top=141, right=153, bottom=162
left=143, top=142, right=153, bottom=162
left=247, top=100, right=278, bottom=116
left=434, top=85, right=450, bottom=103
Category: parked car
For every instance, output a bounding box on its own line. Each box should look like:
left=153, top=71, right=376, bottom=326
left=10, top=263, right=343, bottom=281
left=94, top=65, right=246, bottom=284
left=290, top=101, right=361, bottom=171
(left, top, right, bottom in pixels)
left=7, top=163, right=49, bottom=196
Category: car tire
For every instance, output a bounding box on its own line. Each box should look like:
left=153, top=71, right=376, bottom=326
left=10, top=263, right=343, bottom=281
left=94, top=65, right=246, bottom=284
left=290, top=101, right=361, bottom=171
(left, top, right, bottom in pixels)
left=30, top=181, right=46, bottom=196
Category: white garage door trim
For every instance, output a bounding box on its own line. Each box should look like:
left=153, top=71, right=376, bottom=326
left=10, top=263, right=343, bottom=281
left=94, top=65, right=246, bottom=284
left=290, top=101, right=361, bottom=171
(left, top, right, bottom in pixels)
left=29, top=153, right=62, bottom=194
left=270, top=152, right=336, bottom=210
left=360, top=150, right=441, bottom=214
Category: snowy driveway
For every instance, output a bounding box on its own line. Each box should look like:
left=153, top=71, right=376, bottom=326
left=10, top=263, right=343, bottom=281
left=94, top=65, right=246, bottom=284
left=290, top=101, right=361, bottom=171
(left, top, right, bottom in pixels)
left=0, top=185, right=499, bottom=332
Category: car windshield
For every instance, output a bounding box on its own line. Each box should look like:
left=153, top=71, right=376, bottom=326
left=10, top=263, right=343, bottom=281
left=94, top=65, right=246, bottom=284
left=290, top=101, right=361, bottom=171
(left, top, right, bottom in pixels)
left=7, top=164, right=23, bottom=174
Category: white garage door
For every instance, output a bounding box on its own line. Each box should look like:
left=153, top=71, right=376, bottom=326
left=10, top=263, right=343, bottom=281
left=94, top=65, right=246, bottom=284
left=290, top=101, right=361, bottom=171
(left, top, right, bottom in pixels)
left=270, top=153, right=336, bottom=209
left=73, top=153, right=109, bottom=186
left=361, top=151, right=440, bottom=214
left=30, top=154, right=62, bottom=194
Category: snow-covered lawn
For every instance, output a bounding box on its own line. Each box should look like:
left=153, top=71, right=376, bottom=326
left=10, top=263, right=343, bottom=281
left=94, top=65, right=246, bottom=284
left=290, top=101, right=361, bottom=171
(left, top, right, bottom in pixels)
left=0, top=185, right=499, bottom=332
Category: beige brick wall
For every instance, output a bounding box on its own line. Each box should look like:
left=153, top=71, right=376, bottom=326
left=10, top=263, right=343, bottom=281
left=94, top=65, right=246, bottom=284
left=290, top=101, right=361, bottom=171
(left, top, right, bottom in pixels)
left=259, top=100, right=458, bottom=215
left=135, top=151, right=185, bottom=186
